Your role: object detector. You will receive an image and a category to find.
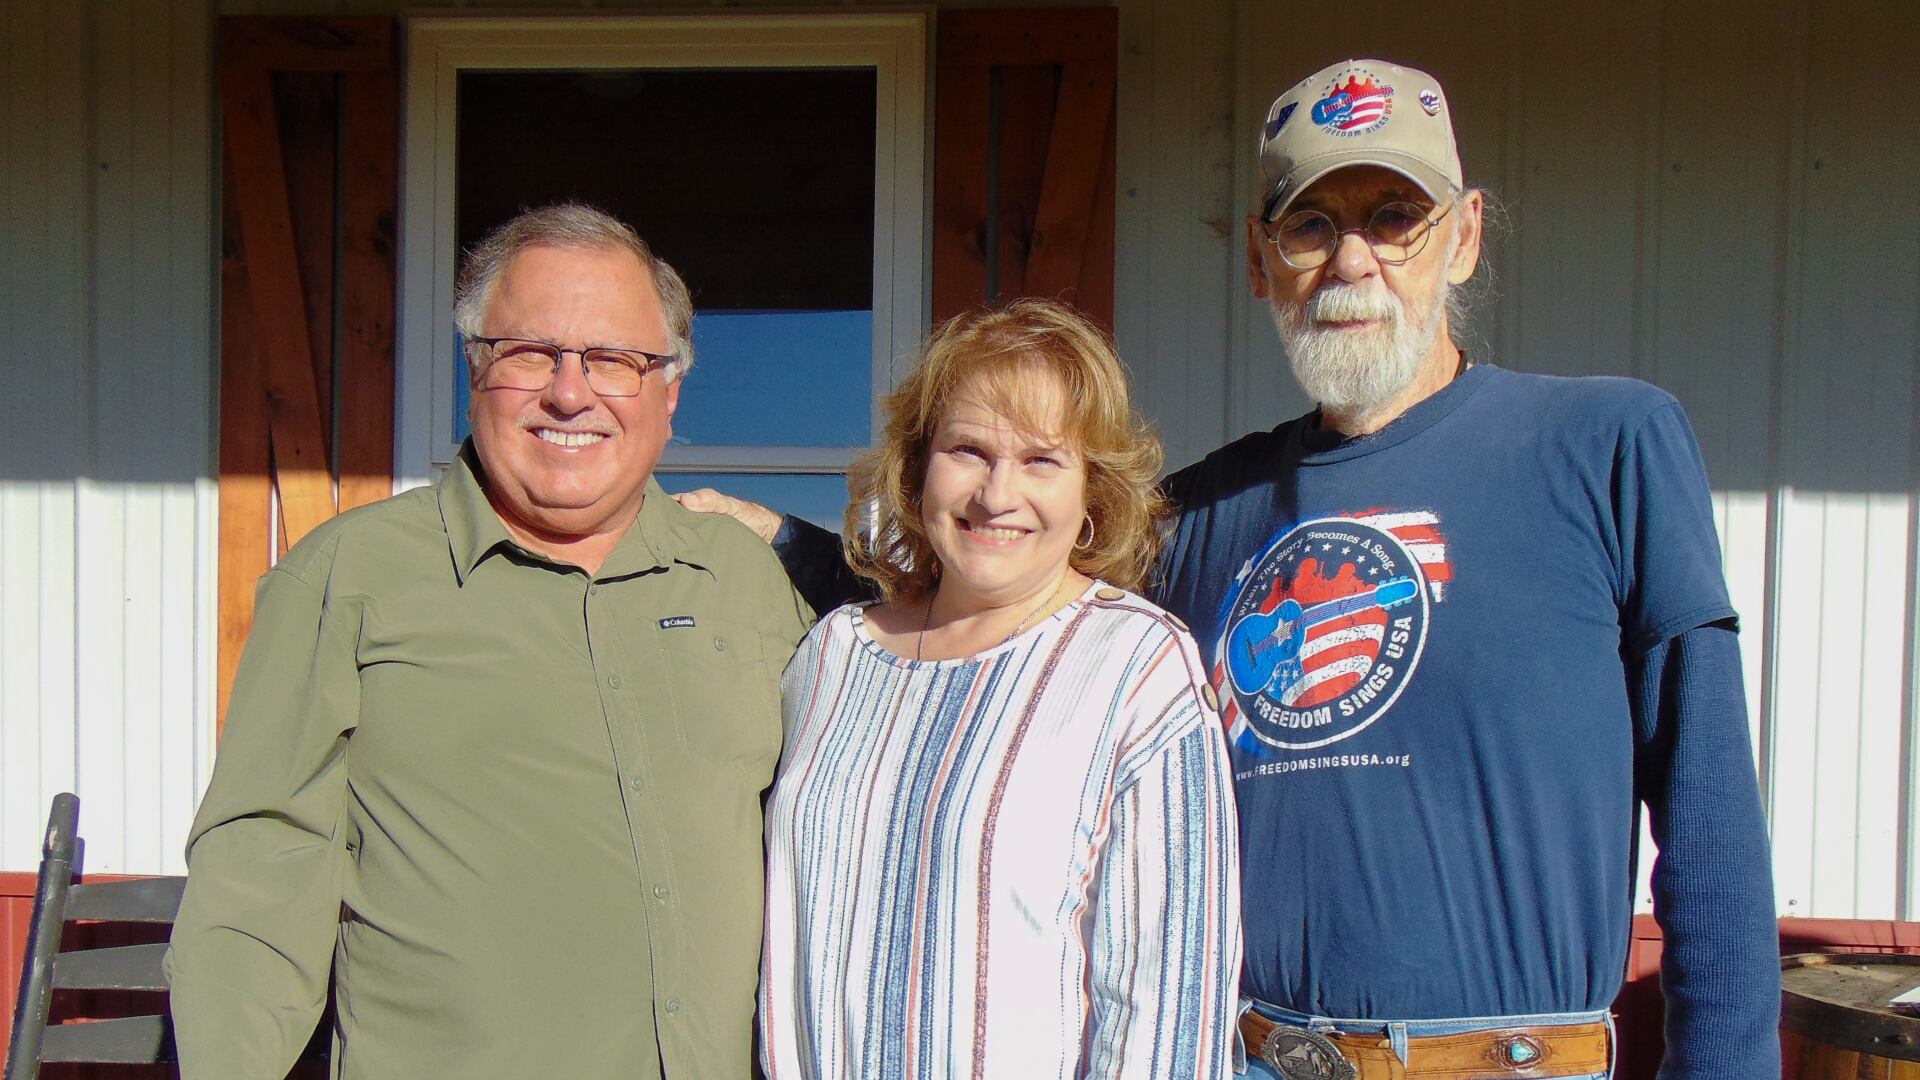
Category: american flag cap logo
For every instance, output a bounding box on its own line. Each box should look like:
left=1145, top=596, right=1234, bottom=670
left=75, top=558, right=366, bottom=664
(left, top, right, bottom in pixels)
left=1310, top=72, right=1395, bottom=133
left=1257, top=57, right=1464, bottom=222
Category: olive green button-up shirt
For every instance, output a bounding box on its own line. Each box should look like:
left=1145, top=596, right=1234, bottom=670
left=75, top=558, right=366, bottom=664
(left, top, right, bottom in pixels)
left=166, top=447, right=812, bottom=1080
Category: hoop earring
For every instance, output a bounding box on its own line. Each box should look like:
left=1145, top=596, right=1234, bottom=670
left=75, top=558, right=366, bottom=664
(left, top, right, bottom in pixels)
left=1075, top=514, right=1096, bottom=550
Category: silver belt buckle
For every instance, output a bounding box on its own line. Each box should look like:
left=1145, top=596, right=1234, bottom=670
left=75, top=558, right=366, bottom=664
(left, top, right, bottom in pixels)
left=1261, top=1025, right=1357, bottom=1080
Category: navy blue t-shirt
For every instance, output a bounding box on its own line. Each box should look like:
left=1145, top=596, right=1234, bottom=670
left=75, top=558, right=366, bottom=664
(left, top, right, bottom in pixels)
left=1158, top=363, right=1736, bottom=1020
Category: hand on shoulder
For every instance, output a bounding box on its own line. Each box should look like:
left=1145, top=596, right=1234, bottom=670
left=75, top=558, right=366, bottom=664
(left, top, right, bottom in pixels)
left=672, top=488, right=783, bottom=544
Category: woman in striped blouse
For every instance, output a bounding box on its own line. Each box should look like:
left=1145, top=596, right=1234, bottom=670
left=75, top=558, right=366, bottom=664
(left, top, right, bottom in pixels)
left=760, top=300, right=1241, bottom=1080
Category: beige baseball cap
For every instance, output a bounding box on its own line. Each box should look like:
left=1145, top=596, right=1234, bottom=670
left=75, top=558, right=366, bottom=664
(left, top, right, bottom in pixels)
left=1258, top=58, right=1463, bottom=222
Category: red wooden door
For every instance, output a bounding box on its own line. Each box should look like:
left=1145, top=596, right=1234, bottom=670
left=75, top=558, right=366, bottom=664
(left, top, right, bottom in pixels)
left=932, top=9, right=1118, bottom=327
left=215, top=17, right=399, bottom=728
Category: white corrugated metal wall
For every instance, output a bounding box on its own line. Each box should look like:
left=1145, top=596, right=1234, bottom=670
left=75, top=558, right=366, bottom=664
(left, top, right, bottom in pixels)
left=0, top=1, right=217, bottom=876
left=2, top=0, right=1916, bottom=925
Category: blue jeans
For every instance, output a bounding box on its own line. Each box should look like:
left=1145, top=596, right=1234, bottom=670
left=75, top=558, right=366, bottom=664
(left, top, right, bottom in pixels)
left=1237, top=998, right=1613, bottom=1079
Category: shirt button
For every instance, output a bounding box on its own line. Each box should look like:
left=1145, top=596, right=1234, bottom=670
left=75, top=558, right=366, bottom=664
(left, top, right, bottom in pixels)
left=663, top=998, right=681, bottom=1014
left=653, top=884, right=671, bottom=899
left=608, top=674, right=622, bottom=690
left=712, top=637, right=728, bottom=652
left=628, top=776, right=644, bottom=793
left=588, top=585, right=601, bottom=596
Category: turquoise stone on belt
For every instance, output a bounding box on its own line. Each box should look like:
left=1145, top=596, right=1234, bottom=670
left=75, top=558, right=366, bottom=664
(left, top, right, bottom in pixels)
left=1506, top=1037, right=1541, bottom=1064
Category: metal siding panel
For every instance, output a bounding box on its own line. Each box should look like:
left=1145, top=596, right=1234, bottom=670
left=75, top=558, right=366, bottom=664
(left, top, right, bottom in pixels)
left=33, top=487, right=79, bottom=867
left=1117, top=0, right=1235, bottom=473
left=1641, top=0, right=1788, bottom=492
left=74, top=481, right=129, bottom=873
left=0, top=0, right=216, bottom=875
left=1, top=0, right=87, bottom=872
left=1859, top=494, right=1909, bottom=918
left=1633, top=813, right=1655, bottom=914
left=128, top=0, right=200, bottom=877
left=121, top=484, right=168, bottom=872
left=164, top=487, right=209, bottom=876
left=1715, top=493, right=1772, bottom=769
left=88, top=0, right=215, bottom=876
left=1, top=491, right=51, bottom=871
left=1778, top=0, right=1920, bottom=920
left=79, top=1, right=137, bottom=877
left=170, top=4, right=219, bottom=875
left=1500, top=1, right=1653, bottom=381
left=1769, top=493, right=1824, bottom=915
left=1810, top=497, right=1869, bottom=916
left=0, top=4, right=31, bottom=873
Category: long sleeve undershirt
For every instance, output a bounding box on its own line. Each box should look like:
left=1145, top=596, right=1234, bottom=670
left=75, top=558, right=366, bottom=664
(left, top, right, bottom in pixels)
left=1630, top=621, right=1779, bottom=1079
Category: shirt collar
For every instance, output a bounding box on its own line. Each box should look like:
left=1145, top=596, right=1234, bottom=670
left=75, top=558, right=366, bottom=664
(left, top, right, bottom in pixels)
left=440, top=440, right=704, bottom=583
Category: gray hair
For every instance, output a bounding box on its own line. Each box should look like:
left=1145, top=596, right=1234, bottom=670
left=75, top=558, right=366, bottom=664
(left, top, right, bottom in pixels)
left=453, top=202, right=696, bottom=381
left=1444, top=185, right=1506, bottom=357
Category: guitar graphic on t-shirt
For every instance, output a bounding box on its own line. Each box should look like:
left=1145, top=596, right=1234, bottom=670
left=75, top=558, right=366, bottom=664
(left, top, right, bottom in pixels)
left=1226, top=577, right=1420, bottom=696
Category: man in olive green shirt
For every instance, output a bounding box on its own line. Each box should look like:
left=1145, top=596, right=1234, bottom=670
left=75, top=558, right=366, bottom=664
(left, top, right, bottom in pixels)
left=166, top=204, right=811, bottom=1079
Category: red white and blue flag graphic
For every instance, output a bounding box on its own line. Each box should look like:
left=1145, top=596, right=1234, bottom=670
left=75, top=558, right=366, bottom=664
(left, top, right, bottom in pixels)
left=1361, top=509, right=1453, bottom=595
left=1310, top=73, right=1395, bottom=135
left=1216, top=510, right=1451, bottom=752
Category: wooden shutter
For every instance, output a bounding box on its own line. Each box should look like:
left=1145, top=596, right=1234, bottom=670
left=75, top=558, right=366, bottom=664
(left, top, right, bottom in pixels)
left=933, top=9, right=1118, bottom=327
left=216, top=18, right=399, bottom=727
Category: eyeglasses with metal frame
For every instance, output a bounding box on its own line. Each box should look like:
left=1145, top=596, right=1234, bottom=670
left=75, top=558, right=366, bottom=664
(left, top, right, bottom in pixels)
left=1263, top=199, right=1456, bottom=271
left=466, top=336, right=677, bottom=398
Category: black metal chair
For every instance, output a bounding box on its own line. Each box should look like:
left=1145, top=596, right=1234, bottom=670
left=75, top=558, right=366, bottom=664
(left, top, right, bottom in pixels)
left=6, top=793, right=186, bottom=1078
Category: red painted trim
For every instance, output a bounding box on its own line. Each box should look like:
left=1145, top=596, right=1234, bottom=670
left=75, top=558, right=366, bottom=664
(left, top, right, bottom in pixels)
left=0, top=871, right=147, bottom=897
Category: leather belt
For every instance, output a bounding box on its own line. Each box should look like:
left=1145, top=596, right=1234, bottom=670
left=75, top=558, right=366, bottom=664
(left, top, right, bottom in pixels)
left=1239, top=1009, right=1611, bottom=1079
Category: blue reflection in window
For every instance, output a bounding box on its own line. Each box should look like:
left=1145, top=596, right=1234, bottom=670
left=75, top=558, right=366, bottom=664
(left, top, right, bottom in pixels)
left=658, top=472, right=850, bottom=532
left=671, top=310, right=872, bottom=448
left=455, top=311, right=872, bottom=452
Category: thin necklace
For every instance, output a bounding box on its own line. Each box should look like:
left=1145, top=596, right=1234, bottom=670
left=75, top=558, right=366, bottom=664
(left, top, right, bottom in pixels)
left=917, top=578, right=1068, bottom=662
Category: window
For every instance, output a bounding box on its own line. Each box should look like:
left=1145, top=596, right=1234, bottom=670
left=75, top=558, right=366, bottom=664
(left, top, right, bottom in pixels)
left=399, top=14, right=928, bottom=529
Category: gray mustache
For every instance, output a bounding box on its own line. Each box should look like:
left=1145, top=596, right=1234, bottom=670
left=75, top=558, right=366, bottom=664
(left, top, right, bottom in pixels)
left=1305, top=286, right=1401, bottom=324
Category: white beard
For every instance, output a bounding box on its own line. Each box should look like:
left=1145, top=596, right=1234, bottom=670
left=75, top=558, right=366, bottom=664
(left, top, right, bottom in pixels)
left=1269, top=262, right=1453, bottom=426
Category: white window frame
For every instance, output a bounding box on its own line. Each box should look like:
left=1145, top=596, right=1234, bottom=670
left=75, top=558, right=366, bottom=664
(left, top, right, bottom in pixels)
left=396, top=13, right=929, bottom=491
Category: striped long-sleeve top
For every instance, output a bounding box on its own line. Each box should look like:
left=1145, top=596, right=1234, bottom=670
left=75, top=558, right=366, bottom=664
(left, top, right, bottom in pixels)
left=761, top=581, right=1241, bottom=1080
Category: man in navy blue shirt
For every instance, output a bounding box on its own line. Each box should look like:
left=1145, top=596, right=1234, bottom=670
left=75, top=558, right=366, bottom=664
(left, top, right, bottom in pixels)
left=685, top=56, right=1778, bottom=1080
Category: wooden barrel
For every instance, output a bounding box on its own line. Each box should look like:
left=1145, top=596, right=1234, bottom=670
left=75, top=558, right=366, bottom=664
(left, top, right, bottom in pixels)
left=1782, top=952, right=1920, bottom=1078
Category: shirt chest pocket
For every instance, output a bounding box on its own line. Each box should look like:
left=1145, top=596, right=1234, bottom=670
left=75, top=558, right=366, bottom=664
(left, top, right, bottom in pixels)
left=656, top=616, right=783, bottom=774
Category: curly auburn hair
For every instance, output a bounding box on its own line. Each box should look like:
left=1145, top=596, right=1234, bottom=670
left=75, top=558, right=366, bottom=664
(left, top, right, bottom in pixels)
left=843, top=299, right=1169, bottom=601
